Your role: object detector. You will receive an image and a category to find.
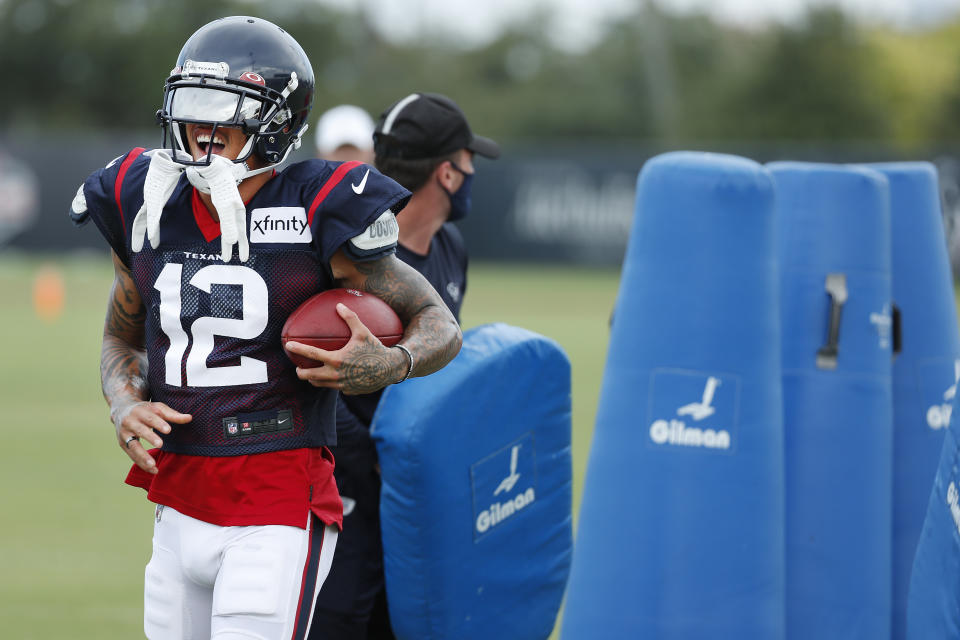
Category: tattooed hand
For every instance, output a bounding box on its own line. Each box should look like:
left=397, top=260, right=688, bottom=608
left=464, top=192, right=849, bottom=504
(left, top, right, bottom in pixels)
left=328, top=250, right=463, bottom=382
left=286, top=302, right=409, bottom=394
left=111, top=399, right=192, bottom=473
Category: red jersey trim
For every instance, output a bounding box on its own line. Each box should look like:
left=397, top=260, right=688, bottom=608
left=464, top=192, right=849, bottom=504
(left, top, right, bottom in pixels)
left=191, top=188, right=221, bottom=242
left=291, top=519, right=322, bottom=640
left=114, top=147, right=146, bottom=235
left=125, top=447, right=343, bottom=530
left=190, top=169, right=277, bottom=242
left=307, top=161, right=363, bottom=226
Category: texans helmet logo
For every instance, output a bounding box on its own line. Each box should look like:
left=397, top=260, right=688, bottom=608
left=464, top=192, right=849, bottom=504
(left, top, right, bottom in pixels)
left=241, top=72, right=265, bottom=86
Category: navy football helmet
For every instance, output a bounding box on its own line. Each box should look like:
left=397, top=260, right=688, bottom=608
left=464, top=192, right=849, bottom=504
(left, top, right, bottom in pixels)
left=157, top=16, right=315, bottom=168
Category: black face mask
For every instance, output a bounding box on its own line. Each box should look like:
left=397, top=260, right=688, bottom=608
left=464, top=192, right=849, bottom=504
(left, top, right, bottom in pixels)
left=441, top=161, right=474, bottom=222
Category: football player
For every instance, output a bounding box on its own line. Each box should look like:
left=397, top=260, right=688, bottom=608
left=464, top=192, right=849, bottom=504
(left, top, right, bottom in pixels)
left=69, top=17, right=461, bottom=640
left=310, top=93, right=499, bottom=639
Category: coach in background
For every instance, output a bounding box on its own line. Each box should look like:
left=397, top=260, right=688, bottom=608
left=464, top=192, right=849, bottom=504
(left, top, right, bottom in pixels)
left=310, top=93, right=499, bottom=639
left=314, top=104, right=376, bottom=164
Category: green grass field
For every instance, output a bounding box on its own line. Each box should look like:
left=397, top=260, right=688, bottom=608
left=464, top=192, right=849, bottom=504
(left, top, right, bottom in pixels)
left=0, top=253, right=619, bottom=639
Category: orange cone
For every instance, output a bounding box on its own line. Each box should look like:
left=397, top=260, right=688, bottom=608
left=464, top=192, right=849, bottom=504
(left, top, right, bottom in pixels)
left=33, top=264, right=65, bottom=322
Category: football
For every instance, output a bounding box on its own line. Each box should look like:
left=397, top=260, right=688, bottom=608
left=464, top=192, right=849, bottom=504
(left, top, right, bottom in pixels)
left=281, top=288, right=404, bottom=369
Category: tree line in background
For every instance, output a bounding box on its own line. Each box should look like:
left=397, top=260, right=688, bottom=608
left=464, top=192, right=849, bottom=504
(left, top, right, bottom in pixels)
left=4, top=0, right=960, bottom=152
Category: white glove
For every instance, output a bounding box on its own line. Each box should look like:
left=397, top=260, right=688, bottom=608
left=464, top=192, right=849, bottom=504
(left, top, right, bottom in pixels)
left=194, top=155, right=249, bottom=262
left=131, top=150, right=187, bottom=252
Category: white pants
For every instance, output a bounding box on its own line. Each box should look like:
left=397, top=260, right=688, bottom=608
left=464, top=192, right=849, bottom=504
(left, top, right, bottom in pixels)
left=144, top=505, right=338, bottom=640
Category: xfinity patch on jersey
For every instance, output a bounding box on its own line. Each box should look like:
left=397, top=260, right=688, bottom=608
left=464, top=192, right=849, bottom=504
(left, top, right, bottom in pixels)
left=646, top=368, right=740, bottom=452
left=349, top=210, right=398, bottom=252
left=223, top=409, right=293, bottom=437
left=249, top=207, right=312, bottom=244
left=470, top=432, right=537, bottom=540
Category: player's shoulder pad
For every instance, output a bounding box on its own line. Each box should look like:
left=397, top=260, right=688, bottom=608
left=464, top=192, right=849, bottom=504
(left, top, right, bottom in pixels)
left=291, top=158, right=411, bottom=223
left=109, top=147, right=151, bottom=173
left=279, top=158, right=335, bottom=184
left=69, top=148, right=144, bottom=226
left=92, top=147, right=150, bottom=190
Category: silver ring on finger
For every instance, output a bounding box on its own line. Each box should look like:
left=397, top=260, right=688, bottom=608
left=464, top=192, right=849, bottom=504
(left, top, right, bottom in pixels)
left=124, top=435, right=139, bottom=448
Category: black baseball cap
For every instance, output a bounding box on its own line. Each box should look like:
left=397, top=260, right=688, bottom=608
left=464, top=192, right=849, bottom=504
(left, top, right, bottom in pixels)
left=374, top=93, right=500, bottom=160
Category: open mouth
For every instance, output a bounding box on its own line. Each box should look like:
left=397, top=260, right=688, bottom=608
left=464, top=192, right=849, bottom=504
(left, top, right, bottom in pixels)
left=195, top=131, right=226, bottom=157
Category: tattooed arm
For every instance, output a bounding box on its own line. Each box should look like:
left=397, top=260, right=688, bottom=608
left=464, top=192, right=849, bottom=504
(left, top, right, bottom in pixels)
left=102, top=252, right=147, bottom=412
left=286, top=250, right=463, bottom=395
left=340, top=251, right=463, bottom=378
left=102, top=251, right=191, bottom=473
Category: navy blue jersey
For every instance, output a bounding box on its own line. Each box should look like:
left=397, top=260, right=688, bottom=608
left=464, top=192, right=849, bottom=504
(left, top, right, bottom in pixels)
left=339, top=222, right=467, bottom=432
left=77, top=149, right=410, bottom=456
left=396, top=222, right=467, bottom=322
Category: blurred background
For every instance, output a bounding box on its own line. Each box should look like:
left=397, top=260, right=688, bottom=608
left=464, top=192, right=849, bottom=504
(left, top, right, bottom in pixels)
left=9, top=0, right=960, bottom=267
left=4, top=0, right=960, bottom=637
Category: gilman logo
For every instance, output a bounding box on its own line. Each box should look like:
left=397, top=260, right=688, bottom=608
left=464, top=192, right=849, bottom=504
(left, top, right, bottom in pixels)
left=649, top=419, right=731, bottom=449
left=250, top=207, right=311, bottom=244
left=471, top=435, right=537, bottom=538
left=927, top=360, right=960, bottom=430
left=947, top=481, right=960, bottom=536
left=647, top=371, right=738, bottom=452
left=476, top=486, right=535, bottom=534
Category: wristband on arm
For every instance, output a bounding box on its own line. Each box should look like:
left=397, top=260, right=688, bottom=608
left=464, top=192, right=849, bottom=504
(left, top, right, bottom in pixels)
left=393, top=344, right=414, bottom=383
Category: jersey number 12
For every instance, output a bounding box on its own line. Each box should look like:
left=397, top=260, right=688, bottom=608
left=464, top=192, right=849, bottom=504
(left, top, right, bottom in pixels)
left=155, top=263, right=269, bottom=387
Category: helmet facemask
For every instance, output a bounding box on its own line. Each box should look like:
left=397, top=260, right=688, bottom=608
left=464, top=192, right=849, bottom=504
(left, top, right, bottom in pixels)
left=158, top=60, right=304, bottom=176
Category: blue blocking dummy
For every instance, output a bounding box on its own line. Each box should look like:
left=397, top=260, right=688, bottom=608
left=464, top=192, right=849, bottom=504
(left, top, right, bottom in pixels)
left=865, top=163, right=960, bottom=640
left=371, top=323, right=572, bottom=640
left=562, top=152, right=785, bottom=639
left=907, top=387, right=960, bottom=638
left=769, top=163, right=893, bottom=640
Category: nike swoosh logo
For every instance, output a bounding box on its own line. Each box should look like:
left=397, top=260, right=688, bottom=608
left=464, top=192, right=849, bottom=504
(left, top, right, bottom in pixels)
left=351, top=169, right=370, bottom=194
left=278, top=418, right=289, bottom=425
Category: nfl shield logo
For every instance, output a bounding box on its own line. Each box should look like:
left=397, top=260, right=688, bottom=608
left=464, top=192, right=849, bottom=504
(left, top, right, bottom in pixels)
left=227, top=422, right=238, bottom=435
